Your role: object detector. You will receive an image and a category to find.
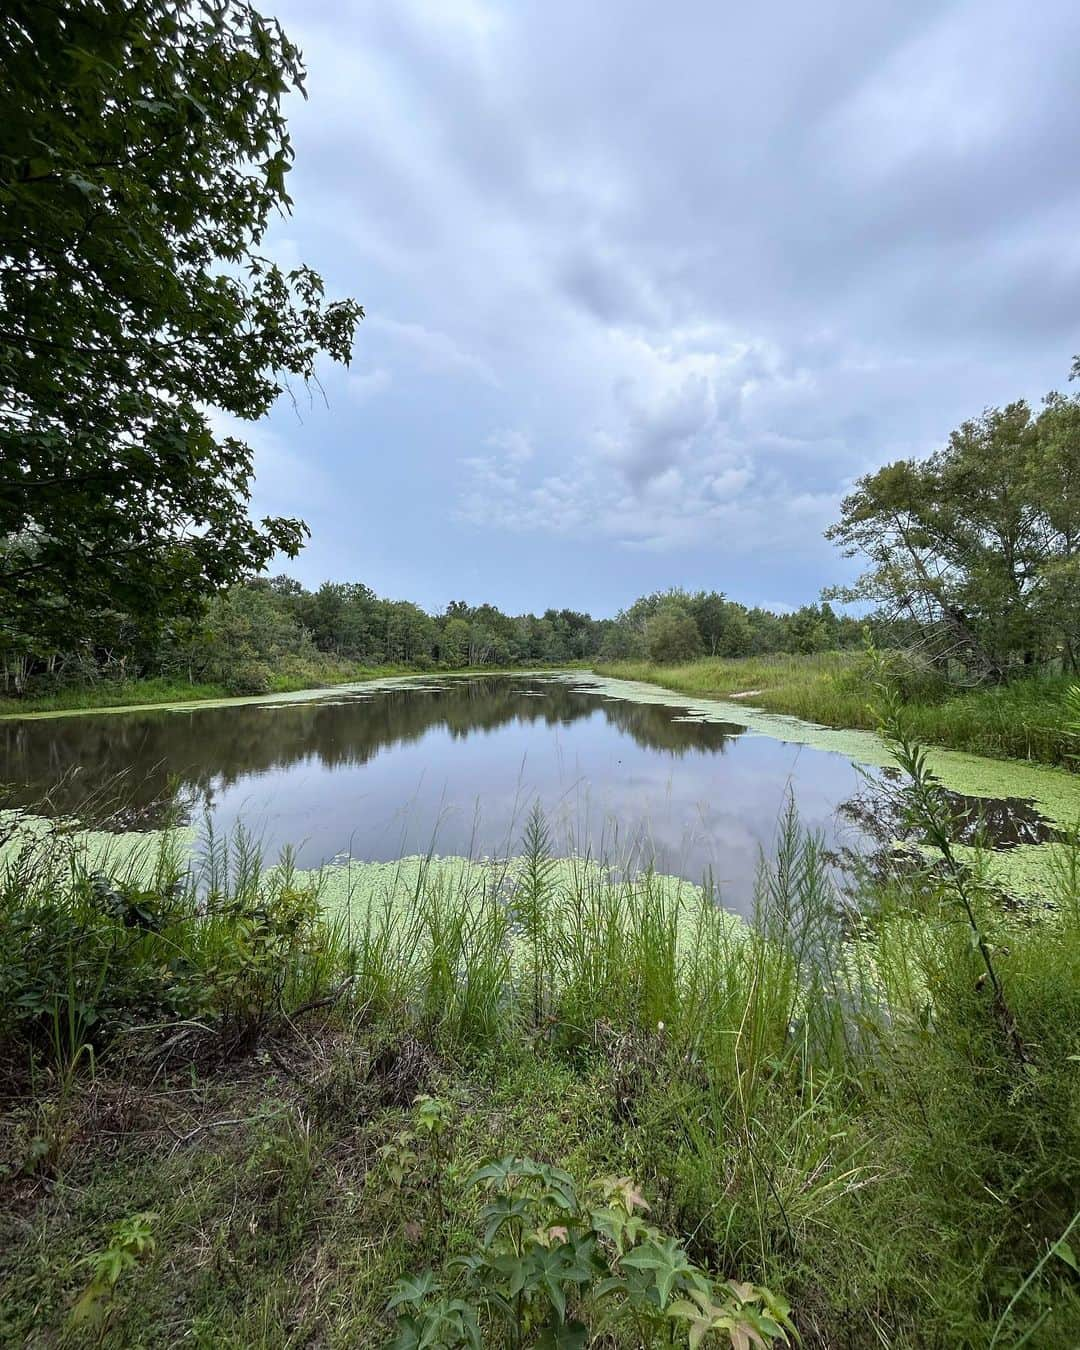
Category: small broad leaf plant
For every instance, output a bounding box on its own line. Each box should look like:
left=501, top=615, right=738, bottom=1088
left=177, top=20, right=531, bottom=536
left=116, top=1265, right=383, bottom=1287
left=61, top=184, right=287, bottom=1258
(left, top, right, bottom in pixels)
left=70, top=1212, right=156, bottom=1332
left=386, top=1156, right=794, bottom=1348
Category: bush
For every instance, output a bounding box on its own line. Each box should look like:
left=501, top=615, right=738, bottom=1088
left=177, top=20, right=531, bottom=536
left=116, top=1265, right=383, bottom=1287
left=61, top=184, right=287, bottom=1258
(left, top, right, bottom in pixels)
left=388, top=1149, right=793, bottom=1348
left=645, top=608, right=703, bottom=664
left=0, top=868, right=186, bottom=1063
left=225, top=660, right=272, bottom=696
left=835, top=644, right=949, bottom=703
left=0, top=835, right=347, bottom=1067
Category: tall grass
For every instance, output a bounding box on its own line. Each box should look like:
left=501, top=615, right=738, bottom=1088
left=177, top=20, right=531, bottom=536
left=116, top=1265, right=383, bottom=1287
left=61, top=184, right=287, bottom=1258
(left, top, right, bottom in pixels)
left=3, top=781, right=1080, bottom=1344
left=597, top=652, right=1079, bottom=766
left=1, top=795, right=865, bottom=1081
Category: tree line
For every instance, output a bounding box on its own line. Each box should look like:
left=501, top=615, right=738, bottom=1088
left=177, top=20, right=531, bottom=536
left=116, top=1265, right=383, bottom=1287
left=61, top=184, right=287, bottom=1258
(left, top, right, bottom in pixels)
left=0, top=580, right=866, bottom=697
left=3, top=3, right=1076, bottom=706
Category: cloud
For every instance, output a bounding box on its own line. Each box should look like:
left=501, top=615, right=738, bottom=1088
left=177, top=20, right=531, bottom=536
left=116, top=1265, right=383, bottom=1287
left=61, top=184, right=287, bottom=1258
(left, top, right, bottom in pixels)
left=485, top=427, right=534, bottom=463
left=365, top=315, right=499, bottom=385
left=456, top=420, right=832, bottom=557
left=205, top=408, right=331, bottom=520
left=260, top=0, right=1080, bottom=611
left=348, top=367, right=392, bottom=403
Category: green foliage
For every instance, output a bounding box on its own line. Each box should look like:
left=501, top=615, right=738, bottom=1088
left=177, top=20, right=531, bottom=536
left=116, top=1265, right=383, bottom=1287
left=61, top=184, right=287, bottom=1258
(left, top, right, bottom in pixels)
left=0, top=859, right=185, bottom=1064
left=826, top=385, right=1080, bottom=680
left=0, top=1, right=361, bottom=660
left=70, top=1211, right=157, bottom=1332
left=4, top=784, right=1080, bottom=1344
left=647, top=606, right=704, bottom=664
left=197, top=873, right=327, bottom=1048
left=388, top=1158, right=793, bottom=1347
left=598, top=650, right=1080, bottom=766
left=834, top=639, right=949, bottom=704
left=1, top=566, right=874, bottom=707
left=0, top=831, right=350, bottom=1066
left=875, top=687, right=1031, bottom=1070
left=514, top=803, right=558, bottom=1025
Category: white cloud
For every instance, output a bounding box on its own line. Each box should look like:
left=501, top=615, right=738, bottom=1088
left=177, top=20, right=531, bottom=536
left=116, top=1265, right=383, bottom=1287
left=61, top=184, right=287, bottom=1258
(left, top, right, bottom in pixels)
left=366, top=315, right=499, bottom=385
left=348, top=367, right=392, bottom=403
left=455, top=425, right=838, bottom=557
left=205, top=408, right=329, bottom=519
left=485, top=428, right=534, bottom=463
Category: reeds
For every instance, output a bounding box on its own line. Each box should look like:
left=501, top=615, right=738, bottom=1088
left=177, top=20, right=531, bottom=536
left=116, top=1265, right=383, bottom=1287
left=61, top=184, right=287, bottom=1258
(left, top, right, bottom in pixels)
left=4, top=786, right=1080, bottom=1344
left=597, top=652, right=1079, bottom=765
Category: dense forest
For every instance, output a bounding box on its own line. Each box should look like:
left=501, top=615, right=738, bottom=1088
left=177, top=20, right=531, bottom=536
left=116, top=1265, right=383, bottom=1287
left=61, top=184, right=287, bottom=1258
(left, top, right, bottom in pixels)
left=1, top=579, right=866, bottom=697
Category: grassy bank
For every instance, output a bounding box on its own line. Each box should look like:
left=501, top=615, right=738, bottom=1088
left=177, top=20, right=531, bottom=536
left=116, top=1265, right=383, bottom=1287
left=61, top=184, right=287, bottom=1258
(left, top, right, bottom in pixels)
left=0, top=662, right=591, bottom=719
left=0, top=661, right=390, bottom=718
left=3, top=764, right=1080, bottom=1347
left=596, top=652, right=1078, bottom=767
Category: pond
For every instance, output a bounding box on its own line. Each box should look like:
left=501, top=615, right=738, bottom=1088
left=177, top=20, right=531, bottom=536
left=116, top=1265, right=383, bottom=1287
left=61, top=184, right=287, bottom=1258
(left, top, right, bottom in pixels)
left=0, top=672, right=1069, bottom=914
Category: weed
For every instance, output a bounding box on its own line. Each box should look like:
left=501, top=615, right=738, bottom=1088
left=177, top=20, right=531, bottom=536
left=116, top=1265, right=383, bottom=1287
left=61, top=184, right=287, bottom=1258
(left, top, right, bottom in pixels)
left=70, top=1212, right=156, bottom=1333
left=388, top=1157, right=793, bottom=1347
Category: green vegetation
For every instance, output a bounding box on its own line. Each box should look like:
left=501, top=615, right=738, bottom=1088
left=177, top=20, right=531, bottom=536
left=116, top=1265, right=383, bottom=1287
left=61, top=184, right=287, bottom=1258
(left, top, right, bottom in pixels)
left=0, top=663, right=550, bottom=719
left=0, top=667, right=378, bottom=719
left=1, top=1, right=361, bottom=662
left=386, top=1156, right=793, bottom=1348
left=3, top=2, right=1080, bottom=1345
left=597, top=650, right=1079, bottom=767
left=1, top=569, right=860, bottom=708
left=826, top=389, right=1080, bottom=682
left=3, top=715, right=1080, bottom=1346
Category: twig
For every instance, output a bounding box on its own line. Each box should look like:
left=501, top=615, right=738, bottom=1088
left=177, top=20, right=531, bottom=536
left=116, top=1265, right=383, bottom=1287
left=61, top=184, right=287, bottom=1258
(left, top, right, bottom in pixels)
left=287, top=977, right=355, bottom=1019
left=168, top=1113, right=271, bottom=1155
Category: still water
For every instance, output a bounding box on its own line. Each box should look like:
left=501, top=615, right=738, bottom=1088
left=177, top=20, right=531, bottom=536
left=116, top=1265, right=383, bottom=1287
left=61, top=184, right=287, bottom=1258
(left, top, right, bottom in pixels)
left=0, top=673, right=886, bottom=909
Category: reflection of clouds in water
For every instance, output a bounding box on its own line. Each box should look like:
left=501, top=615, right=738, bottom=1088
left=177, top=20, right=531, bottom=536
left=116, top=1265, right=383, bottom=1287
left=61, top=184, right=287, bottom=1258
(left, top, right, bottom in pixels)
left=4, top=675, right=869, bottom=915
left=537, top=739, right=853, bottom=890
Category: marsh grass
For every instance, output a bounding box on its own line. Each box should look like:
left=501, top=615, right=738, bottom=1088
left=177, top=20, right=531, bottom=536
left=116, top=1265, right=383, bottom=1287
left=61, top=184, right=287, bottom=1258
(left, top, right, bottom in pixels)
left=598, top=652, right=1078, bottom=766
left=2, top=784, right=1080, bottom=1345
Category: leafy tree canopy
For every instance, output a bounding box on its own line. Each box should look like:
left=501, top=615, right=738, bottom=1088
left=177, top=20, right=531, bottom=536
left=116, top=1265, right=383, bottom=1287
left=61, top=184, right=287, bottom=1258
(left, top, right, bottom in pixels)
left=646, top=607, right=703, bottom=664
left=0, top=0, right=362, bottom=656
left=825, top=388, right=1080, bottom=678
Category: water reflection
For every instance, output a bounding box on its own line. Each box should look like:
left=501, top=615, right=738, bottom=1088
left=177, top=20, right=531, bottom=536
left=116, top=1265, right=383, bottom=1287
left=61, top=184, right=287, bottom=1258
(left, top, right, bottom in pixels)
left=2, top=675, right=884, bottom=910
left=1, top=678, right=744, bottom=821
left=839, top=767, right=1063, bottom=852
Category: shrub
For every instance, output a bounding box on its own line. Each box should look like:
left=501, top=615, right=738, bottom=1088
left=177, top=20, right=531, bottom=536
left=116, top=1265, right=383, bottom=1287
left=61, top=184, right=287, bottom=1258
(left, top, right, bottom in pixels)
left=834, top=643, right=949, bottom=704
left=646, top=608, right=703, bottom=664
left=0, top=835, right=347, bottom=1067
left=225, top=660, right=272, bottom=696
left=388, top=1155, right=793, bottom=1348
left=0, top=867, right=186, bottom=1063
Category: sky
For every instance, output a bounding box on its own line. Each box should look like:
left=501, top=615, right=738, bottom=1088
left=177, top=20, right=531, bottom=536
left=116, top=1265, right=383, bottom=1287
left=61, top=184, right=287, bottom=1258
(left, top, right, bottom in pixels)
left=243, top=0, right=1080, bottom=618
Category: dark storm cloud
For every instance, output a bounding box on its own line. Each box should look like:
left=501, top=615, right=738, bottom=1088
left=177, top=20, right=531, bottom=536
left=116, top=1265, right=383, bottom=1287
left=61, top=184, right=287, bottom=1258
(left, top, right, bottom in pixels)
left=258, top=0, right=1080, bottom=610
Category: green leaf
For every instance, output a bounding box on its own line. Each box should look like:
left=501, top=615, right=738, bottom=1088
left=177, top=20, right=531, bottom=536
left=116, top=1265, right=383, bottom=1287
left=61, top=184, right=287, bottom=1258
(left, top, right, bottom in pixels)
left=480, top=1195, right=532, bottom=1248
left=468, top=1157, right=531, bottom=1191
left=535, top=1321, right=588, bottom=1349
left=387, top=1270, right=440, bottom=1311
left=65, top=173, right=98, bottom=196
left=621, top=1236, right=699, bottom=1309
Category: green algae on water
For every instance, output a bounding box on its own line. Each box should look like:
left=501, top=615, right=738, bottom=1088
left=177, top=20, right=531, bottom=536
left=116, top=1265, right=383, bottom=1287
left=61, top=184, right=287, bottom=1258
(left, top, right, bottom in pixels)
left=567, top=673, right=1079, bottom=828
